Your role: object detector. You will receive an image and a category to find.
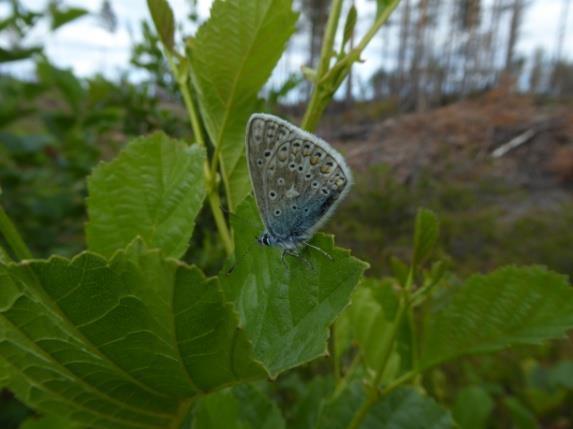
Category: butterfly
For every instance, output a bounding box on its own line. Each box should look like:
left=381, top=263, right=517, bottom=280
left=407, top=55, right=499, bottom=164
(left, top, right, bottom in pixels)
left=245, top=113, right=352, bottom=262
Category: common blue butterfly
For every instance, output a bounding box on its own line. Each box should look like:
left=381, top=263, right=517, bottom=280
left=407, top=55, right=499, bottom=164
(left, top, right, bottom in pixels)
left=246, top=113, right=352, bottom=261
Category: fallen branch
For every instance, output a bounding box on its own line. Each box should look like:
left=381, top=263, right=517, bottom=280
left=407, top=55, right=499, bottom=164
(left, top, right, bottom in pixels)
left=491, top=128, right=537, bottom=158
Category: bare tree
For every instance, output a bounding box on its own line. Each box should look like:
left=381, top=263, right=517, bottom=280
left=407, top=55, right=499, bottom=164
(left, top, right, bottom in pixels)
left=554, top=0, right=572, bottom=63
left=505, top=0, right=524, bottom=73
left=395, top=0, right=412, bottom=100
left=410, top=0, right=430, bottom=111
left=301, top=0, right=329, bottom=69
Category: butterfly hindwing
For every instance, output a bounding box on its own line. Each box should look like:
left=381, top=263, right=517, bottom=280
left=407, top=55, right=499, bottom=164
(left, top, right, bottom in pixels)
left=246, top=113, right=352, bottom=244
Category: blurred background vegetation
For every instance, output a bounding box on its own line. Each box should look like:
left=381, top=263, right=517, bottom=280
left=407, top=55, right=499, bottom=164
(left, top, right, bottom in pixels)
left=0, top=0, right=572, bottom=427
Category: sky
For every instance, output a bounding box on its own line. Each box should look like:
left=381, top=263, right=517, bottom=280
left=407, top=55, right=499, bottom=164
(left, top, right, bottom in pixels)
left=1, top=0, right=572, bottom=88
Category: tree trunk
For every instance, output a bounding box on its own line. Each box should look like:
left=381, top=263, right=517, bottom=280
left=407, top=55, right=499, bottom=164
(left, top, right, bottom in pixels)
left=505, top=0, right=523, bottom=73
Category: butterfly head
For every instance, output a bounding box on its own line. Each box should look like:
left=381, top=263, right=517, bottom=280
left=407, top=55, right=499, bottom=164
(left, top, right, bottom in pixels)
left=257, top=232, right=273, bottom=247
left=257, top=231, right=302, bottom=252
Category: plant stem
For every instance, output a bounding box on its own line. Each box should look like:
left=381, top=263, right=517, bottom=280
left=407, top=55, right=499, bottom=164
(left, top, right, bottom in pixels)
left=331, top=324, right=342, bottom=383
left=334, top=352, right=361, bottom=399
left=354, top=0, right=400, bottom=54
left=167, top=54, right=234, bottom=256
left=301, top=0, right=401, bottom=132
left=0, top=205, right=33, bottom=261
left=301, top=0, right=344, bottom=131
left=207, top=189, right=234, bottom=256
left=372, top=298, right=407, bottom=388
left=347, top=369, right=418, bottom=429
left=346, top=267, right=413, bottom=429
left=347, top=301, right=407, bottom=429
left=170, top=397, right=196, bottom=429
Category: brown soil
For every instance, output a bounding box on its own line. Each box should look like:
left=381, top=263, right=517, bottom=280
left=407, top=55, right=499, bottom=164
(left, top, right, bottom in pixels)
left=317, top=87, right=573, bottom=212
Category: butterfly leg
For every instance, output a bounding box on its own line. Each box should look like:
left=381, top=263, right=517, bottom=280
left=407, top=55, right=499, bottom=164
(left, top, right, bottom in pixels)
left=281, top=249, right=300, bottom=268
left=281, top=250, right=289, bottom=268
left=281, top=249, right=314, bottom=270
left=303, top=241, right=333, bottom=260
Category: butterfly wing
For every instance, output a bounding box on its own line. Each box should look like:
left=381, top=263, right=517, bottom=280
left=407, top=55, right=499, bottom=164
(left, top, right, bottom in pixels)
left=246, top=113, right=352, bottom=243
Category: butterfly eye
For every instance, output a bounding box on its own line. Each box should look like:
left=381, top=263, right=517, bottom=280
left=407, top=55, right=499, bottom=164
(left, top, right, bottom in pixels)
left=274, top=209, right=282, bottom=216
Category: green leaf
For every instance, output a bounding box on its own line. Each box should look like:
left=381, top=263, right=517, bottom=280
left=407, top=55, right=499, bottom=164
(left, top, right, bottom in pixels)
left=0, top=244, right=264, bottom=429
left=146, top=0, right=175, bottom=52
left=222, top=197, right=367, bottom=377
left=420, top=266, right=573, bottom=369
left=0, top=46, right=43, bottom=63
left=301, top=66, right=317, bottom=82
left=548, top=360, right=573, bottom=389
left=375, top=0, right=394, bottom=18
left=0, top=245, right=11, bottom=264
left=36, top=60, right=84, bottom=111
left=192, top=385, right=285, bottom=429
left=452, top=386, right=493, bottom=429
left=86, top=132, right=206, bottom=259
left=288, top=375, right=335, bottom=429
left=341, top=5, right=357, bottom=49
left=504, top=397, right=538, bottom=429
left=49, top=6, right=89, bottom=31
left=189, top=0, right=298, bottom=209
left=412, top=208, right=439, bottom=268
left=340, top=278, right=411, bottom=381
left=389, top=256, right=409, bottom=286
left=20, top=415, right=79, bottom=429
left=317, top=382, right=455, bottom=429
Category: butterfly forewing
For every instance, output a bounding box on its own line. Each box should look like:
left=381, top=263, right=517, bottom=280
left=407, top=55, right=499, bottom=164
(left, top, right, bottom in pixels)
left=246, top=113, right=352, bottom=244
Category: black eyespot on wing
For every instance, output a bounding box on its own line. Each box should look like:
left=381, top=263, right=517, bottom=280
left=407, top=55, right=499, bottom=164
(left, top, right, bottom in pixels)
left=257, top=159, right=263, bottom=166
left=274, top=209, right=281, bottom=216
left=264, top=150, right=271, bottom=157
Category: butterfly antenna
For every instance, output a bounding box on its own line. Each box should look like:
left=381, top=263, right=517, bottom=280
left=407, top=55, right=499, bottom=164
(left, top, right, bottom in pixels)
left=303, top=242, right=333, bottom=261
